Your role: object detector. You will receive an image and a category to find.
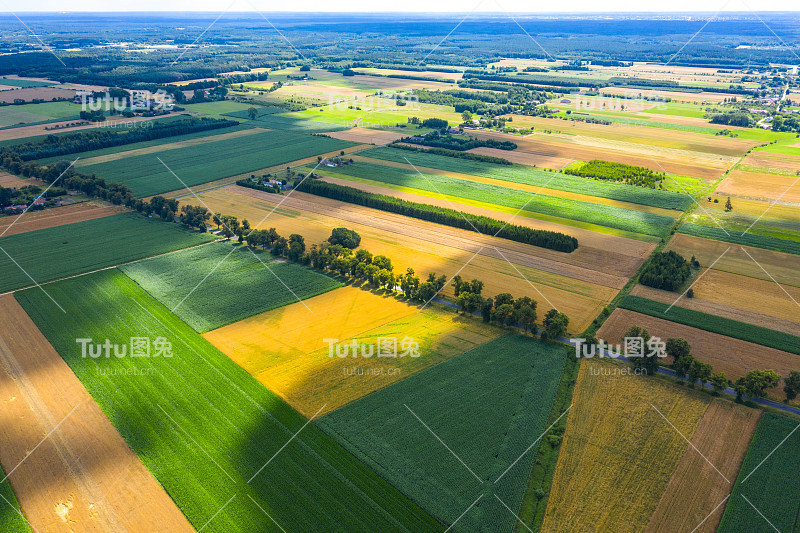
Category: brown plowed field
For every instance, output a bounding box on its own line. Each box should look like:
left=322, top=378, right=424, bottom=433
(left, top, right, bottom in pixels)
left=0, top=202, right=124, bottom=237
left=0, top=294, right=193, bottom=532
left=323, top=127, right=407, bottom=145
left=0, top=115, right=168, bottom=142
left=597, top=309, right=800, bottom=400
left=717, top=169, right=800, bottom=203
left=645, top=399, right=761, bottom=533
left=467, top=146, right=573, bottom=169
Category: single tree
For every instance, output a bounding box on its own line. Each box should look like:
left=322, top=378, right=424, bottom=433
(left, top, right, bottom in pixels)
left=784, top=370, right=800, bottom=401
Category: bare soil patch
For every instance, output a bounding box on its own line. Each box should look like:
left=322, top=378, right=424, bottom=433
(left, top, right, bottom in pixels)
left=717, top=169, right=800, bottom=203
left=0, top=202, right=124, bottom=237
left=323, top=127, right=406, bottom=145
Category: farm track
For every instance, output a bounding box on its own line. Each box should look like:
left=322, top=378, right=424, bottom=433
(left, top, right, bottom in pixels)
left=0, top=294, right=194, bottom=532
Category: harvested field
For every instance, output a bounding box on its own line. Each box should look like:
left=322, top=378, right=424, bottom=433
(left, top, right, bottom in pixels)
left=597, top=309, right=800, bottom=400
left=467, top=146, right=572, bottom=168
left=666, top=233, right=800, bottom=288
left=185, top=186, right=622, bottom=332
left=541, top=358, right=709, bottom=532
left=323, top=127, right=406, bottom=145
left=600, top=86, right=737, bottom=104
left=0, top=115, right=167, bottom=143
left=0, top=202, right=124, bottom=237
left=0, top=294, right=194, bottom=533
left=742, top=151, right=800, bottom=173
left=0, top=87, right=77, bottom=104
left=645, top=399, right=760, bottom=533
left=205, top=285, right=501, bottom=416
left=717, top=169, right=800, bottom=203
left=0, top=172, right=34, bottom=188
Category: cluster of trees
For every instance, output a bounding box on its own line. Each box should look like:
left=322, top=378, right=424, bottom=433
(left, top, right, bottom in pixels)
left=296, top=178, right=579, bottom=252
left=387, top=143, right=512, bottom=165
left=0, top=184, right=66, bottom=208
left=710, top=112, right=755, bottom=127
left=4, top=117, right=237, bottom=161
left=410, top=88, right=509, bottom=114
left=771, top=114, right=800, bottom=133
left=639, top=251, right=692, bottom=292
left=565, top=159, right=666, bottom=189
left=399, top=131, right=517, bottom=151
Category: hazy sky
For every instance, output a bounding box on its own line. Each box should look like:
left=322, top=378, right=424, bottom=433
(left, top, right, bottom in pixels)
left=3, top=0, right=799, bottom=13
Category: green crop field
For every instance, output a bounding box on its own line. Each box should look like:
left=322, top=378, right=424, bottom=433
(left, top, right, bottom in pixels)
left=718, top=413, right=800, bottom=533
left=0, top=102, right=82, bottom=128
left=78, top=130, right=356, bottom=196
left=679, top=222, right=800, bottom=256
left=363, top=146, right=692, bottom=210
left=121, top=241, right=342, bottom=332
left=0, top=77, right=54, bottom=87
left=619, top=295, right=800, bottom=355
left=0, top=469, right=31, bottom=533
left=238, top=113, right=351, bottom=132
left=317, top=334, right=567, bottom=533
left=15, top=270, right=441, bottom=533
left=0, top=212, right=216, bottom=293
left=224, top=106, right=285, bottom=119
left=318, top=160, right=676, bottom=237
left=181, top=101, right=260, bottom=116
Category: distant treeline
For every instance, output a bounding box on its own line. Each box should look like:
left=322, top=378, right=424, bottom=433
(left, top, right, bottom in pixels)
left=387, top=143, right=512, bottom=165
left=3, top=117, right=238, bottom=161
left=296, top=178, right=578, bottom=252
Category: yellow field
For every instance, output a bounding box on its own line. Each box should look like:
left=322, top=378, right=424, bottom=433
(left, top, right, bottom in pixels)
left=203, top=285, right=501, bottom=416
left=541, top=358, right=710, bottom=533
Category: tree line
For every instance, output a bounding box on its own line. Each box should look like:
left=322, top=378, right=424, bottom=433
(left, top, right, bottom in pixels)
left=398, top=131, right=517, bottom=151
left=295, top=178, right=579, bottom=252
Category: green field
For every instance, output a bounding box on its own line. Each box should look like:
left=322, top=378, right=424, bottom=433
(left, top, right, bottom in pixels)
left=364, top=146, right=692, bottom=210
left=120, top=241, right=342, bottom=332
left=679, top=222, right=800, bottom=256
left=0, top=77, right=54, bottom=87
left=0, top=101, right=82, bottom=128
left=718, top=413, right=800, bottom=533
left=181, top=101, right=261, bottom=116
left=15, top=270, right=441, bottom=533
left=317, top=159, right=677, bottom=237
left=619, top=295, right=800, bottom=355
left=78, top=130, right=356, bottom=196
left=0, top=213, right=216, bottom=293
left=238, top=113, right=351, bottom=132
left=0, top=472, right=32, bottom=533
left=317, top=334, right=567, bottom=533
left=552, top=111, right=719, bottom=134
left=224, top=106, right=285, bottom=119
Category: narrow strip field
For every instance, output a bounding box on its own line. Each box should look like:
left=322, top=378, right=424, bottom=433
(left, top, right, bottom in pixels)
left=15, top=270, right=441, bottom=533
left=540, top=358, right=710, bottom=532
left=0, top=294, right=194, bottom=532
left=0, top=212, right=216, bottom=293
left=645, top=399, right=761, bottom=533
left=718, top=413, right=800, bottom=533
left=0, top=202, right=124, bottom=237
left=318, top=335, right=568, bottom=533
left=205, top=285, right=501, bottom=416
left=121, top=241, right=342, bottom=332
left=679, top=223, right=800, bottom=256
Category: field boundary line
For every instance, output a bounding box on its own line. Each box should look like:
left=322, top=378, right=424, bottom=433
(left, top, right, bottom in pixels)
left=664, top=247, right=730, bottom=314
left=0, top=491, right=40, bottom=533
left=739, top=419, right=800, bottom=485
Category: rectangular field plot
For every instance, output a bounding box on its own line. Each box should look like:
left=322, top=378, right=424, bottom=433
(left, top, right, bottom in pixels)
left=317, top=334, right=568, bottom=533
left=15, top=270, right=441, bottom=533
left=0, top=212, right=216, bottom=293
left=718, top=413, right=800, bottom=533
left=541, top=358, right=710, bottom=532
left=121, top=241, right=342, bottom=332
left=205, top=285, right=502, bottom=416
left=78, top=129, right=356, bottom=196
left=0, top=101, right=82, bottom=127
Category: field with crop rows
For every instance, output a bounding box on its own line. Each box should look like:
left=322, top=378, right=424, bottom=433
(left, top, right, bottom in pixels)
left=78, top=129, right=356, bottom=196
left=679, top=223, right=800, bottom=256
left=317, top=334, right=567, bottom=533
left=320, top=160, right=676, bottom=236
left=15, top=270, right=441, bottom=533
left=0, top=212, right=216, bottom=293
left=0, top=469, right=31, bottom=533
left=718, top=413, right=800, bottom=533
left=233, top=112, right=351, bottom=132
left=619, top=295, right=800, bottom=355
left=364, top=147, right=692, bottom=210
left=121, top=241, right=342, bottom=332
left=541, top=358, right=710, bottom=532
